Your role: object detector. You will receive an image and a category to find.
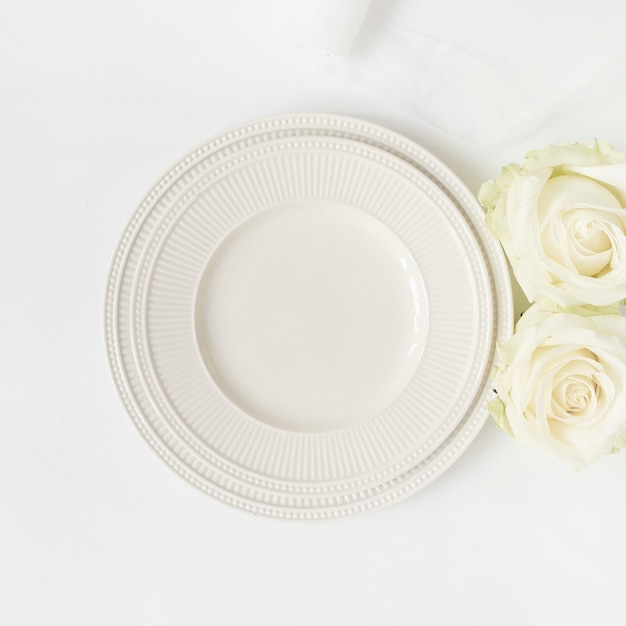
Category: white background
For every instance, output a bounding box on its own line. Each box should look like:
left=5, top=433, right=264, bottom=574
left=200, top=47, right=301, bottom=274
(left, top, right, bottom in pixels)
left=3, top=1, right=626, bottom=625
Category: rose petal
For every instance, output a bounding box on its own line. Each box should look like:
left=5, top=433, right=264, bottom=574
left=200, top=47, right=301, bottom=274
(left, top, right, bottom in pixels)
left=537, top=174, right=622, bottom=216
left=564, top=163, right=626, bottom=205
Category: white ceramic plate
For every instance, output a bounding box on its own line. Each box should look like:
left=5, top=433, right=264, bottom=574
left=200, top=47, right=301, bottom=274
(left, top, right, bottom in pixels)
left=106, top=115, right=512, bottom=519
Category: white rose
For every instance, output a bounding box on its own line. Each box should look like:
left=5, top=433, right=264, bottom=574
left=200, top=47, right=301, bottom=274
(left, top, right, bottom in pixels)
left=490, top=300, right=626, bottom=470
left=479, top=141, right=626, bottom=306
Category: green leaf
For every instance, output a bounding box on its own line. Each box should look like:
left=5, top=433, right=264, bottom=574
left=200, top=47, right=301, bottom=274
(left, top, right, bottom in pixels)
left=487, top=396, right=514, bottom=437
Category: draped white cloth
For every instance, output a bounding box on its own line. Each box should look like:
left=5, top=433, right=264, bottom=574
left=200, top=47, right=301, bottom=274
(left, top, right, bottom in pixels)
left=279, top=0, right=626, bottom=145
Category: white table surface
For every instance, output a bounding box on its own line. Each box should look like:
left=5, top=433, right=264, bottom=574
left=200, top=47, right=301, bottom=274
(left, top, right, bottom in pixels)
left=3, top=1, right=626, bottom=624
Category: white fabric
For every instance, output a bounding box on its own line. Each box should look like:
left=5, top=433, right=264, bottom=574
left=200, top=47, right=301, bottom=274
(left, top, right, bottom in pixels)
left=281, top=0, right=373, bottom=56
left=279, top=0, right=626, bottom=145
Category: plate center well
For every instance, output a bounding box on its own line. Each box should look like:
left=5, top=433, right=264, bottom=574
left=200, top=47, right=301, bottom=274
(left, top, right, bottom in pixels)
left=195, top=201, right=429, bottom=432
